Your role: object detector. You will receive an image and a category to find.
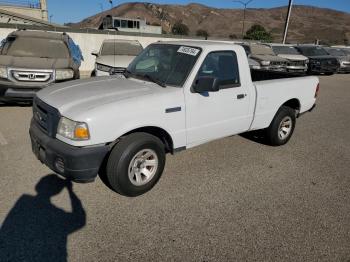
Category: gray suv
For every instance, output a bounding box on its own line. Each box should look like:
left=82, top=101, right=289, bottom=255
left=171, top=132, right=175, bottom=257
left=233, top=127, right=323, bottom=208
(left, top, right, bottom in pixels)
left=0, top=30, right=83, bottom=102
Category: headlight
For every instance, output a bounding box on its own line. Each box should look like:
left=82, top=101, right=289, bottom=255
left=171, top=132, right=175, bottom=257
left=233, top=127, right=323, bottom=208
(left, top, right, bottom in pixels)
left=260, top=61, right=270, bottom=66
left=305, top=59, right=309, bottom=64
left=96, top=63, right=111, bottom=72
left=0, top=66, right=7, bottom=79
left=57, top=117, right=90, bottom=141
left=55, top=69, right=74, bottom=81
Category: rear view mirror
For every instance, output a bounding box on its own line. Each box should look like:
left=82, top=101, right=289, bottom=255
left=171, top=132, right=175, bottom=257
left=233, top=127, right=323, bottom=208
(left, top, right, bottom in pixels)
left=192, top=76, right=220, bottom=93
left=91, top=50, right=98, bottom=57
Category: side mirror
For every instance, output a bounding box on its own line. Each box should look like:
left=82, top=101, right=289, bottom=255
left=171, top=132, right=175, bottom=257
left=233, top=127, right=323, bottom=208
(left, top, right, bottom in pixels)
left=91, top=50, right=99, bottom=57
left=192, top=76, right=220, bottom=93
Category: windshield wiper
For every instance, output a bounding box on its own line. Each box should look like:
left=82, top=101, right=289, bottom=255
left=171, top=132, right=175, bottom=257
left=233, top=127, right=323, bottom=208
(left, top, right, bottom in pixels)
left=135, top=74, right=166, bottom=88
left=144, top=74, right=166, bottom=88
left=123, top=69, right=131, bottom=79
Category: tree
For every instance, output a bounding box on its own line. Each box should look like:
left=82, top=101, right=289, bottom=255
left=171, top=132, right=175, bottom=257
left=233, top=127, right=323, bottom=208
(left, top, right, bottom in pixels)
left=172, top=21, right=189, bottom=36
left=196, top=29, right=209, bottom=39
left=244, top=24, right=273, bottom=42
left=229, top=34, right=238, bottom=40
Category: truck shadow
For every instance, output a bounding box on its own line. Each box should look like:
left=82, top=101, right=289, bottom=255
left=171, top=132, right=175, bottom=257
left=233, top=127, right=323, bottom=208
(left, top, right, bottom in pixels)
left=240, top=130, right=270, bottom=146
left=0, top=174, right=86, bottom=262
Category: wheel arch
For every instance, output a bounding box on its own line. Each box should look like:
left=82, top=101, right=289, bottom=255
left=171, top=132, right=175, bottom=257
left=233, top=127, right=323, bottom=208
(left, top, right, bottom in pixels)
left=120, top=126, right=174, bottom=154
left=281, top=98, right=301, bottom=113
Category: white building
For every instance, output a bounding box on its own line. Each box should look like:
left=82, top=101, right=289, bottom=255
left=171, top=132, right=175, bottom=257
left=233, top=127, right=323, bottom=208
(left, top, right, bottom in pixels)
left=100, top=16, right=162, bottom=35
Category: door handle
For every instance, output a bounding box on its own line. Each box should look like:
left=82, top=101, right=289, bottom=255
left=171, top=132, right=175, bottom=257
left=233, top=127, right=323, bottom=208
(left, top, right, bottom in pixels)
left=237, top=94, right=246, bottom=99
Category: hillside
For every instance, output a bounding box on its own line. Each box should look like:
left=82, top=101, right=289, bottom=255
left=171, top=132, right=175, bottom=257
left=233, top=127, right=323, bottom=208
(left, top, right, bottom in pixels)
left=70, top=2, right=350, bottom=44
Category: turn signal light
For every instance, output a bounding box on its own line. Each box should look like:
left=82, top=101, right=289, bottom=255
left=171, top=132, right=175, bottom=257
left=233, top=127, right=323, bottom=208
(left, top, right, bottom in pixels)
left=74, top=126, right=90, bottom=140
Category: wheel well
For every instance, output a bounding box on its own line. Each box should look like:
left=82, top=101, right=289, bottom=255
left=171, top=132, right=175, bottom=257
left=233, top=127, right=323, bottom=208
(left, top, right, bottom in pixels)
left=282, top=99, right=300, bottom=112
left=123, top=126, right=174, bottom=154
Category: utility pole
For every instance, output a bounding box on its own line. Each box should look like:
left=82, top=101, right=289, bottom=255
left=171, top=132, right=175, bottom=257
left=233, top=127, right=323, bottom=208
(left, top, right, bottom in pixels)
left=109, top=0, right=113, bottom=9
left=282, top=0, right=293, bottom=44
left=233, top=0, right=253, bottom=38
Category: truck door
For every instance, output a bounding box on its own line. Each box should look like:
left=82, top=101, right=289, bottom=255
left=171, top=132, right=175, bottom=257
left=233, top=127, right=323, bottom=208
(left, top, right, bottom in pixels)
left=185, top=51, right=252, bottom=146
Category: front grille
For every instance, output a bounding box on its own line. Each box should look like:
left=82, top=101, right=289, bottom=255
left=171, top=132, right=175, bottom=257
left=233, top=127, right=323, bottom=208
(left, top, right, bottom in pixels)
left=11, top=69, right=53, bottom=82
left=33, top=98, right=61, bottom=137
left=109, top=67, right=126, bottom=75
left=270, top=61, right=286, bottom=66
left=287, top=60, right=306, bottom=66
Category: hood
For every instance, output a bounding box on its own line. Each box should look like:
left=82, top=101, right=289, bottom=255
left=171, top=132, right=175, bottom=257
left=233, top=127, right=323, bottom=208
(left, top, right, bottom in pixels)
left=251, top=54, right=287, bottom=62
left=0, top=55, right=71, bottom=69
left=96, top=55, right=135, bottom=68
left=307, top=55, right=335, bottom=60
left=277, top=54, right=308, bottom=61
left=37, top=76, right=168, bottom=116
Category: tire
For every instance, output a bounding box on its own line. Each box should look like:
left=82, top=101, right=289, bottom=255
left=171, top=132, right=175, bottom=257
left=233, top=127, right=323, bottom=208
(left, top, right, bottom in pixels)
left=106, top=132, right=166, bottom=197
left=265, top=106, right=296, bottom=146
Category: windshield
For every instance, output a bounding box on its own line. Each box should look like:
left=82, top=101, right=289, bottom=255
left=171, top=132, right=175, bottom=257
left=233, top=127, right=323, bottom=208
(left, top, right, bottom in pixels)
left=325, top=48, right=346, bottom=56
left=127, top=44, right=202, bottom=87
left=341, top=48, right=350, bottom=55
left=3, top=37, right=69, bottom=58
left=100, top=42, right=143, bottom=56
left=250, top=44, right=275, bottom=55
left=272, top=46, right=300, bottom=55
left=298, top=46, right=328, bottom=56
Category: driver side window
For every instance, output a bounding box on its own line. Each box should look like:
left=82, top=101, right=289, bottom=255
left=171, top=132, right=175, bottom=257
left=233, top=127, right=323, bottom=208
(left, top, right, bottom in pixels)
left=197, top=51, right=240, bottom=89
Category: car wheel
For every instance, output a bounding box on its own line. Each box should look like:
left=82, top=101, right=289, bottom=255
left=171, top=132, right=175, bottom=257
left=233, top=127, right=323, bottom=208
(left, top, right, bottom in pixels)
left=265, top=106, right=296, bottom=146
left=106, top=132, right=166, bottom=197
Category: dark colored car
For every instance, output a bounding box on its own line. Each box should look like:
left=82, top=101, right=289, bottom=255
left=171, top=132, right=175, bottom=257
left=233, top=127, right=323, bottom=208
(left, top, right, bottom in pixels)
left=324, top=47, right=350, bottom=73
left=294, top=45, right=339, bottom=75
left=0, top=30, right=83, bottom=102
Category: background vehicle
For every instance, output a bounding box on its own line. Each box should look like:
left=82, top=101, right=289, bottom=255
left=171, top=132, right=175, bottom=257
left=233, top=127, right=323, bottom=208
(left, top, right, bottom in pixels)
left=30, top=41, right=319, bottom=197
left=269, top=44, right=308, bottom=74
left=0, top=30, right=82, bottom=102
left=91, top=39, right=143, bottom=77
left=295, top=45, right=339, bottom=75
left=324, top=47, right=350, bottom=73
left=239, top=43, right=288, bottom=72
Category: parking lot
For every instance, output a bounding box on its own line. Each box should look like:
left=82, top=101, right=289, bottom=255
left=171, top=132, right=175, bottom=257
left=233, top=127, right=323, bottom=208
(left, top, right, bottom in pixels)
left=0, top=74, right=349, bottom=261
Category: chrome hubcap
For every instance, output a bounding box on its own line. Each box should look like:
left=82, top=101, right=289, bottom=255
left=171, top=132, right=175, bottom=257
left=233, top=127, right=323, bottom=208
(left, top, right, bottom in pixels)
left=278, top=116, right=293, bottom=140
left=128, top=149, right=158, bottom=186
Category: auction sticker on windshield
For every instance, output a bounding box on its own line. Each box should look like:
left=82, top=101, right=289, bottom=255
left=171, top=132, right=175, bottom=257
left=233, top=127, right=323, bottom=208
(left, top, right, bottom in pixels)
left=178, top=46, right=200, bottom=56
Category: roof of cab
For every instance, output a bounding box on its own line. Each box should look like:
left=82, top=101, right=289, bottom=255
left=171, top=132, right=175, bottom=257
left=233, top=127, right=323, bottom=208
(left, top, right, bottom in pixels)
left=8, top=30, right=67, bottom=40
left=157, top=40, right=237, bottom=49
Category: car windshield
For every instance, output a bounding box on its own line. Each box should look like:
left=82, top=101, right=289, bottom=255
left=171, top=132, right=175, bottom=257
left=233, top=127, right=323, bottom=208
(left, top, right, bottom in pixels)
left=325, top=48, right=346, bottom=56
left=298, top=46, right=328, bottom=56
left=272, top=46, right=300, bottom=55
left=100, top=42, right=143, bottom=56
left=127, top=44, right=202, bottom=87
left=250, top=44, right=275, bottom=55
left=3, top=36, right=69, bottom=58
left=341, top=48, right=350, bottom=55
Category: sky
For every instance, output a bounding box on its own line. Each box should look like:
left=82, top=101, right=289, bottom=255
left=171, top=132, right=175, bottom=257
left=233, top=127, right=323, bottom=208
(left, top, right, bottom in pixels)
left=46, top=0, right=350, bottom=24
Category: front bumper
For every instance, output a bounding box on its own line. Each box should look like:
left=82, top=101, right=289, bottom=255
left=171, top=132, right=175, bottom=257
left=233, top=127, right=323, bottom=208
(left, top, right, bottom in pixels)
left=29, top=120, right=110, bottom=183
left=0, top=80, right=48, bottom=101
left=309, top=64, right=339, bottom=74
left=338, top=65, right=350, bottom=73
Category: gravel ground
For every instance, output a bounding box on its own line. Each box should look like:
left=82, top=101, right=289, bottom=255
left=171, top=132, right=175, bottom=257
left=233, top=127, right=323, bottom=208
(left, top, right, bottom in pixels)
left=0, top=74, right=349, bottom=262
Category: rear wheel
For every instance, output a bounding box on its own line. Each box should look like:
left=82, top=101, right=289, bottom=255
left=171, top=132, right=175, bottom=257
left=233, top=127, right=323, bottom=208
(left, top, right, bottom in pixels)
left=265, top=106, right=296, bottom=146
left=106, top=132, right=166, bottom=197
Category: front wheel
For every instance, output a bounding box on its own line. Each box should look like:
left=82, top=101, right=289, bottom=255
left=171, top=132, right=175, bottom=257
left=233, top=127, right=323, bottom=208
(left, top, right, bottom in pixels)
left=106, top=132, right=166, bottom=197
left=265, top=106, right=296, bottom=146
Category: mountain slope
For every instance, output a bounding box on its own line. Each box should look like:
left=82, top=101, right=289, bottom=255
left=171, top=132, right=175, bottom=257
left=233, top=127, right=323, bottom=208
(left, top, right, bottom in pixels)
left=71, top=2, right=350, bottom=44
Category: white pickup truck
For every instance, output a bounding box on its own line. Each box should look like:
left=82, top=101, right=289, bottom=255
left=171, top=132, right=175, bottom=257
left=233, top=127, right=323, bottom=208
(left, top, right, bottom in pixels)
left=29, top=41, right=319, bottom=196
